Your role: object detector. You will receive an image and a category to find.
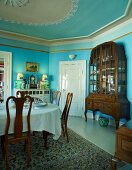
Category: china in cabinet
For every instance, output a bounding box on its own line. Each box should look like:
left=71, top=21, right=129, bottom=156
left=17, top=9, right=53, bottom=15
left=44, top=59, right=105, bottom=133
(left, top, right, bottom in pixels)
left=85, top=41, right=130, bottom=128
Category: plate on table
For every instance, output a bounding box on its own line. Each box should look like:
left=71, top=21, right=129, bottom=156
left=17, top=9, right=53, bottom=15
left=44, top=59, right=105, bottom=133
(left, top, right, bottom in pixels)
left=33, top=102, right=48, bottom=109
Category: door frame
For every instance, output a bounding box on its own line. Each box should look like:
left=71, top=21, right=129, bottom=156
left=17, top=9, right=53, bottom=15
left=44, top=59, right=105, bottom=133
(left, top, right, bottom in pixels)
left=59, top=60, right=86, bottom=116
left=0, top=51, right=12, bottom=101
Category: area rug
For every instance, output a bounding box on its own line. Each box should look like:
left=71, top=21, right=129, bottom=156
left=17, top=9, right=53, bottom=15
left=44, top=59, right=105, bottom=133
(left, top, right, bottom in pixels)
left=0, top=129, right=113, bottom=170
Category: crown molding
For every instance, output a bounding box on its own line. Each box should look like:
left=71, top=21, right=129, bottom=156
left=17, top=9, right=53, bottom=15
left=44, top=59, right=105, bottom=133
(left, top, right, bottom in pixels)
left=0, top=43, right=49, bottom=53
left=0, top=30, right=50, bottom=46
left=49, top=18, right=132, bottom=52
left=0, top=17, right=131, bottom=48
left=92, top=18, right=132, bottom=42
left=0, top=5, right=131, bottom=48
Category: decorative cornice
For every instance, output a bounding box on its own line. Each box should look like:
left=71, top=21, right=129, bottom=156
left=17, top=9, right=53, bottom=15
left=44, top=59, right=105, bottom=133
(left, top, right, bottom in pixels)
left=49, top=32, right=132, bottom=53
left=0, top=30, right=50, bottom=46
left=0, top=17, right=131, bottom=48
left=94, top=18, right=132, bottom=40
left=49, top=47, right=92, bottom=53
left=0, top=43, right=49, bottom=53
left=0, top=17, right=132, bottom=55
left=0, top=32, right=131, bottom=54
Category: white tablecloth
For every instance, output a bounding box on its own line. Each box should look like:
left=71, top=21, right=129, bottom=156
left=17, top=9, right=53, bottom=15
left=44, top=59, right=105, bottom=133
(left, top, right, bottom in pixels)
left=0, top=103, right=61, bottom=140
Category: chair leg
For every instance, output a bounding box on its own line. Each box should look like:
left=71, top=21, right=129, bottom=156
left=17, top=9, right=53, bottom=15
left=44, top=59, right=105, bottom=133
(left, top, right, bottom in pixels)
left=1, top=136, right=5, bottom=157
left=26, top=139, right=30, bottom=166
left=61, top=124, right=65, bottom=137
left=64, top=124, right=69, bottom=142
left=24, top=140, right=26, bottom=152
left=111, top=158, right=118, bottom=170
left=5, top=143, right=9, bottom=170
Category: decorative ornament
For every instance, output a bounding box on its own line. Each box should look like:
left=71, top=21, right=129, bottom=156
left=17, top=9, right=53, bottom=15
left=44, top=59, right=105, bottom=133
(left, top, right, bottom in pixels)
left=69, top=54, right=76, bottom=60
left=17, top=73, right=24, bottom=80
left=3, top=0, right=29, bottom=7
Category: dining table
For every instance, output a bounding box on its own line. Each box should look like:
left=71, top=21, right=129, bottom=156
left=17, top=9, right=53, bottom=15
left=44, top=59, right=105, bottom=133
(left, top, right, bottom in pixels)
left=0, top=102, right=62, bottom=147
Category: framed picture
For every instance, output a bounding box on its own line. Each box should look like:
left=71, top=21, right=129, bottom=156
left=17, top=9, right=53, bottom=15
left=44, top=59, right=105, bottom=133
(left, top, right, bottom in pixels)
left=26, top=62, right=38, bottom=72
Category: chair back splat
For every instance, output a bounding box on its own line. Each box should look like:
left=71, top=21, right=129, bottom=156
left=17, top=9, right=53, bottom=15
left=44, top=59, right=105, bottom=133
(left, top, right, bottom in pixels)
left=52, top=91, right=61, bottom=106
left=61, top=92, right=73, bottom=142
left=16, top=90, right=29, bottom=98
left=2, top=95, right=33, bottom=169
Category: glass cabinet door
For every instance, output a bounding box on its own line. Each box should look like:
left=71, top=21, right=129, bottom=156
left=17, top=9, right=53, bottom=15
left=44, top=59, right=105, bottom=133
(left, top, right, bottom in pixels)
left=89, top=62, right=97, bottom=93
left=89, top=48, right=100, bottom=94
left=101, top=44, right=115, bottom=95
left=89, top=42, right=127, bottom=97
left=118, top=59, right=126, bottom=96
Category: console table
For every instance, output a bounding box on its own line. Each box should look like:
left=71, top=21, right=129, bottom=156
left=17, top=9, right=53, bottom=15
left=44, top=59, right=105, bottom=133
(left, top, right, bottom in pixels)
left=14, top=89, right=50, bottom=103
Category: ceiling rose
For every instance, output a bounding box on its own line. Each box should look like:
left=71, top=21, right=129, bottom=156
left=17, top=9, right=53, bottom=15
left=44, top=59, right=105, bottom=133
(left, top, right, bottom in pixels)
left=0, top=0, right=79, bottom=25
left=3, top=0, right=29, bottom=7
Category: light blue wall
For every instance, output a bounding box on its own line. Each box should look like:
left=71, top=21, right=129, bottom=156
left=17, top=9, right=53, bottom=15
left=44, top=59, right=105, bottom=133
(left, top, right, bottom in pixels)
left=49, top=50, right=91, bottom=96
left=115, top=34, right=132, bottom=116
left=0, top=37, right=49, bottom=51
left=49, top=33, right=132, bottom=119
left=0, top=26, right=132, bottom=118
left=0, top=44, right=49, bottom=95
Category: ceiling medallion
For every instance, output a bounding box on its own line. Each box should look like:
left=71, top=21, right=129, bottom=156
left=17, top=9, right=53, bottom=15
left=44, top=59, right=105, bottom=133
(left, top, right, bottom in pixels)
left=3, top=0, right=29, bottom=7
left=0, top=0, right=79, bottom=26
left=50, top=0, right=79, bottom=26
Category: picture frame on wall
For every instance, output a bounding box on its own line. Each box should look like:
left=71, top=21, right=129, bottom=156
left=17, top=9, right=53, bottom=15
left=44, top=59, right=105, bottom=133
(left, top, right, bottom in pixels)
left=26, top=62, right=38, bottom=72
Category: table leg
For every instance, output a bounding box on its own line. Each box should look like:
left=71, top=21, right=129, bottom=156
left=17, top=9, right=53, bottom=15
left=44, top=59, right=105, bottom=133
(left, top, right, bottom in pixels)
left=42, top=131, right=49, bottom=149
left=115, top=120, right=119, bottom=129
left=84, top=110, right=87, bottom=121
left=111, top=158, right=117, bottom=170
left=93, top=110, right=96, bottom=120
left=111, top=157, right=119, bottom=170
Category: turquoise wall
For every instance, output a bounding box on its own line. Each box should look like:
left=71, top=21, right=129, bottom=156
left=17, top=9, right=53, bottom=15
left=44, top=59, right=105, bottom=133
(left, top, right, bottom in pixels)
left=49, top=50, right=90, bottom=96
left=49, top=33, right=132, bottom=119
left=0, top=44, right=49, bottom=94
left=0, top=29, right=132, bottom=119
left=115, top=34, right=132, bottom=116
left=0, top=37, right=49, bottom=51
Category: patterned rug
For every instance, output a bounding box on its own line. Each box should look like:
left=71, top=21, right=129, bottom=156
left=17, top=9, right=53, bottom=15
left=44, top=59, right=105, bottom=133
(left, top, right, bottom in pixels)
left=0, top=129, right=113, bottom=170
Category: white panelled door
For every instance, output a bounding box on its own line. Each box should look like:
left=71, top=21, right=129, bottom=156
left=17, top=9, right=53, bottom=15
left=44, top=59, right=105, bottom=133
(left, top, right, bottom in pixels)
left=0, top=51, right=12, bottom=101
left=59, top=60, right=86, bottom=116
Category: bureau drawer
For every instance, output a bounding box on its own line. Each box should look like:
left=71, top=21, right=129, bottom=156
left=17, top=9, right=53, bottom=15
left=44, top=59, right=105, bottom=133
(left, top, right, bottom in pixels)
left=103, top=103, right=113, bottom=114
left=116, top=130, right=132, bottom=163
left=86, top=101, right=92, bottom=109
left=93, top=102, right=102, bottom=108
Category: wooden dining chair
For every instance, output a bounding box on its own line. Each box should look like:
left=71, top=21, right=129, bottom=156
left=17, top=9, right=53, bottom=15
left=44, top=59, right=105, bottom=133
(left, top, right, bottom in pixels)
left=52, top=91, right=61, bottom=106
left=61, top=92, right=73, bottom=142
left=1, top=95, right=33, bottom=169
left=16, top=90, right=29, bottom=98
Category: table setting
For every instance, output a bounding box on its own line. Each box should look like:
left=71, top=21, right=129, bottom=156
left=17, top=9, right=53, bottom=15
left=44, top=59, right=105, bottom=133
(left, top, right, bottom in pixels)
left=0, top=99, right=61, bottom=140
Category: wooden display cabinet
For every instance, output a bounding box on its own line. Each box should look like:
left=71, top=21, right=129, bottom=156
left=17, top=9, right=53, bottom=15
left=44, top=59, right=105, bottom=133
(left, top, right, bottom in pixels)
left=85, top=41, right=130, bottom=128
